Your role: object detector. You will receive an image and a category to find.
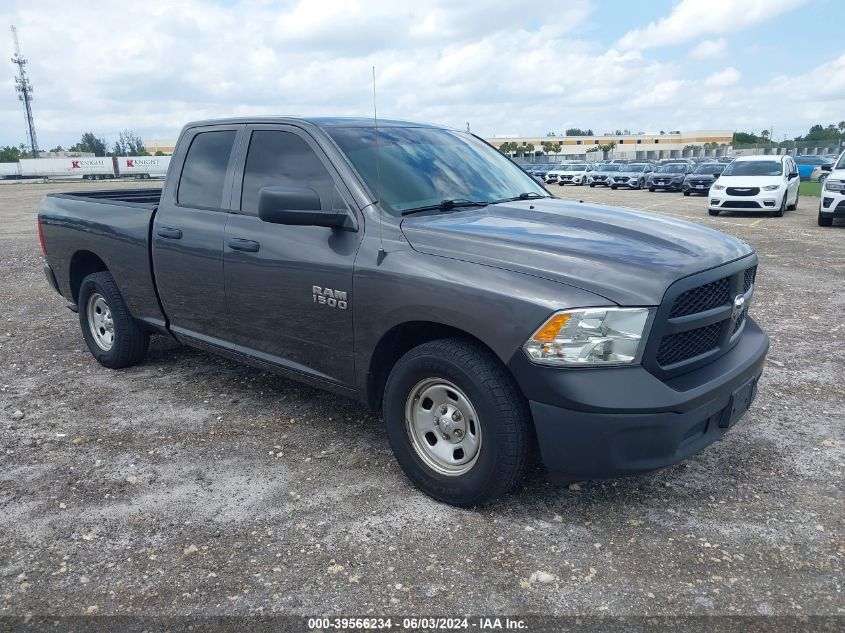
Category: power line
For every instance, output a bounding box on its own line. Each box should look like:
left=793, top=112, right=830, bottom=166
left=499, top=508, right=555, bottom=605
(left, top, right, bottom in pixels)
left=10, top=25, right=38, bottom=157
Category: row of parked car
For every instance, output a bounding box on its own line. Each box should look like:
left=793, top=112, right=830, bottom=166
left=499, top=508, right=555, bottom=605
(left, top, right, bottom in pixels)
left=526, top=151, right=845, bottom=224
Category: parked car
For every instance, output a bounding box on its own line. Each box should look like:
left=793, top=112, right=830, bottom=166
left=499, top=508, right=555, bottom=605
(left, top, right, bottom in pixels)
left=609, top=163, right=655, bottom=190
left=682, top=163, right=727, bottom=196
left=708, top=155, right=800, bottom=217
left=555, top=163, right=594, bottom=186
left=648, top=163, right=692, bottom=191
left=794, top=155, right=832, bottom=181
left=37, top=116, right=769, bottom=507
left=818, top=151, right=845, bottom=226
left=588, top=163, right=621, bottom=187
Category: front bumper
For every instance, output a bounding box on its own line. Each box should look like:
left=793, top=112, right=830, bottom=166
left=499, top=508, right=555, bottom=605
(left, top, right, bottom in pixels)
left=650, top=180, right=684, bottom=190
left=509, top=318, right=769, bottom=481
left=709, top=190, right=783, bottom=212
left=819, top=190, right=845, bottom=219
left=682, top=181, right=712, bottom=194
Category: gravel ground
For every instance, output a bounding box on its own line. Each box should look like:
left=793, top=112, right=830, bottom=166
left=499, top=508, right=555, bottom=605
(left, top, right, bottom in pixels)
left=0, top=180, right=842, bottom=625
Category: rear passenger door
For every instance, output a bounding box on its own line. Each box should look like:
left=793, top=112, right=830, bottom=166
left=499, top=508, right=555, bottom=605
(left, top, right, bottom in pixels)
left=223, top=125, right=363, bottom=387
left=152, top=125, right=242, bottom=347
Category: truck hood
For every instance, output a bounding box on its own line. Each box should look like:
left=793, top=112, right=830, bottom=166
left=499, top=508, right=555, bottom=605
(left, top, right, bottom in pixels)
left=400, top=198, right=753, bottom=306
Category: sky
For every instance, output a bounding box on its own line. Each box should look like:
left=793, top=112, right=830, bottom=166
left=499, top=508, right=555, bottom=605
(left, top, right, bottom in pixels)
left=1, top=0, right=844, bottom=150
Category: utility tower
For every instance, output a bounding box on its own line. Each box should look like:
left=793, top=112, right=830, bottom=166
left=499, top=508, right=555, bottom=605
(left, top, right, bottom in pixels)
left=10, top=25, right=38, bottom=157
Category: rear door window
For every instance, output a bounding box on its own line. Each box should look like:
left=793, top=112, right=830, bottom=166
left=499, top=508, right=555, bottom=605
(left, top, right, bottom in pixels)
left=177, top=130, right=237, bottom=208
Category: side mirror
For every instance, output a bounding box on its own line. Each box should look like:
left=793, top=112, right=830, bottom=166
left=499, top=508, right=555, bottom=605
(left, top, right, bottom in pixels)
left=258, top=186, right=355, bottom=230
left=788, top=171, right=799, bottom=180
left=821, top=164, right=832, bottom=172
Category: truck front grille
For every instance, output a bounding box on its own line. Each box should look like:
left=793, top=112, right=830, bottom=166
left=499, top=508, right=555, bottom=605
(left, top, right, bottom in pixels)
left=644, top=258, right=758, bottom=377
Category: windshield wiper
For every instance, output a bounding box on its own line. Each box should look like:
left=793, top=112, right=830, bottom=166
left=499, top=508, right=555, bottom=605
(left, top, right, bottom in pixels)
left=400, top=199, right=490, bottom=216
left=491, top=192, right=551, bottom=203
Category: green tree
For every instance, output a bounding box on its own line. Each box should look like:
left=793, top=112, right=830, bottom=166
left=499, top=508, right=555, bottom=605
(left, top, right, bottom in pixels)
left=154, top=150, right=166, bottom=156
left=49, top=145, right=64, bottom=153
left=0, top=146, right=22, bottom=162
left=71, top=132, right=108, bottom=156
left=732, top=131, right=759, bottom=145
left=111, top=129, right=146, bottom=156
left=565, top=128, right=593, bottom=136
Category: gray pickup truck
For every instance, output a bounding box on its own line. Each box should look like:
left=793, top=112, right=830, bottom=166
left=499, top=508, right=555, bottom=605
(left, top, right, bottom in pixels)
left=38, top=117, right=769, bottom=506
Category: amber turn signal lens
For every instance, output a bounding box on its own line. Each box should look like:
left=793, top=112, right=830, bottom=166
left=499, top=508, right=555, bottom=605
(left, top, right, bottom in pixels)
left=532, top=313, right=570, bottom=342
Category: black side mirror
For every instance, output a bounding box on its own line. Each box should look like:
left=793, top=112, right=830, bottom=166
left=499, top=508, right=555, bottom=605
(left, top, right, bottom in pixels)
left=258, top=186, right=355, bottom=230
left=821, top=164, right=832, bottom=172
left=788, top=171, right=799, bottom=180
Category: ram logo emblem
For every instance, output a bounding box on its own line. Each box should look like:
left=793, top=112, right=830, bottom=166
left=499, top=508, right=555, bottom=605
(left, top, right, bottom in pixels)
left=312, top=286, right=348, bottom=310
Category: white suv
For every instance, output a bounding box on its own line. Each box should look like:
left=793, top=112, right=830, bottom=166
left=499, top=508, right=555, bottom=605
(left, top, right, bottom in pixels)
left=554, top=163, right=594, bottom=186
left=708, top=155, right=800, bottom=217
left=818, top=150, right=845, bottom=227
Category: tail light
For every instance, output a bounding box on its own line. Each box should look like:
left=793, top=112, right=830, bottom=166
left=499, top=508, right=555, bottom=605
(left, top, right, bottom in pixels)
left=37, top=218, right=46, bottom=255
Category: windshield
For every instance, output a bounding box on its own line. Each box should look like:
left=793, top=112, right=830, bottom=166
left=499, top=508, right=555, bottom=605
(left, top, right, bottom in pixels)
left=694, top=164, right=724, bottom=174
left=835, top=153, right=845, bottom=170
left=626, top=164, right=648, bottom=172
left=658, top=164, right=685, bottom=173
left=597, top=164, right=620, bottom=172
left=327, top=127, right=547, bottom=214
left=721, top=160, right=783, bottom=177
left=565, top=164, right=587, bottom=171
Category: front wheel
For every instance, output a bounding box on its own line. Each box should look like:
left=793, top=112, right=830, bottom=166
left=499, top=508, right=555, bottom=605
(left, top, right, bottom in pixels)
left=683, top=191, right=690, bottom=196
left=383, top=338, right=532, bottom=507
left=589, top=183, right=595, bottom=188
left=708, top=209, right=720, bottom=216
left=78, top=272, right=149, bottom=368
left=818, top=207, right=833, bottom=227
left=648, top=187, right=655, bottom=192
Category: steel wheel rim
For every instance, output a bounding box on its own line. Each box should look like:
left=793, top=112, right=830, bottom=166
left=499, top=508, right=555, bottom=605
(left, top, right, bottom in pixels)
left=87, top=293, right=114, bottom=351
left=405, top=378, right=482, bottom=477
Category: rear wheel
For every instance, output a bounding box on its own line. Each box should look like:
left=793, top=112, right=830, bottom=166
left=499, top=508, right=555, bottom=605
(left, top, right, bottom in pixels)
left=788, top=190, right=798, bottom=211
left=383, top=338, right=532, bottom=507
left=78, top=272, right=149, bottom=368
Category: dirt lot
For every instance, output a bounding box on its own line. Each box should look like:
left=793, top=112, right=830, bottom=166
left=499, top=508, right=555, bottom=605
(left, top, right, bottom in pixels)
left=0, top=180, right=843, bottom=623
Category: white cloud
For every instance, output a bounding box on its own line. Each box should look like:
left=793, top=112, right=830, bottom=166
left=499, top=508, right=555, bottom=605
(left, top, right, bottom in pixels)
left=704, top=67, right=741, bottom=87
left=689, top=38, right=727, bottom=60
left=617, top=0, right=807, bottom=51
left=0, top=0, right=841, bottom=148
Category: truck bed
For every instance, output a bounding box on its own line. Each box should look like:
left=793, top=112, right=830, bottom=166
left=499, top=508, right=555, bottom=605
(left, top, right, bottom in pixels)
left=51, top=188, right=162, bottom=208
left=38, top=187, right=167, bottom=330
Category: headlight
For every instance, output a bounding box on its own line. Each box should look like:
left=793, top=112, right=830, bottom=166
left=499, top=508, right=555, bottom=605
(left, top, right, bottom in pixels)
left=824, top=180, right=842, bottom=191
left=523, top=308, right=653, bottom=366
left=712, top=184, right=725, bottom=190
left=762, top=184, right=780, bottom=191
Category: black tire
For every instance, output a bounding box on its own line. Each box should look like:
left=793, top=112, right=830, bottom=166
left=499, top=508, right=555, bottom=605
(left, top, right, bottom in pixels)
left=683, top=191, right=690, bottom=196
left=610, top=185, right=617, bottom=190
left=383, top=338, right=532, bottom=507
left=78, top=271, right=149, bottom=369
left=771, top=194, right=786, bottom=217
left=818, top=207, right=833, bottom=227
left=788, top=191, right=798, bottom=211
left=589, top=183, right=595, bottom=188
left=648, top=187, right=655, bottom=192
left=708, top=209, right=720, bottom=216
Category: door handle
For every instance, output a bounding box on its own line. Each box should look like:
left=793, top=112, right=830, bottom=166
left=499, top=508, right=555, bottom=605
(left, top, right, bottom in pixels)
left=156, top=227, right=182, bottom=240
left=227, top=238, right=260, bottom=253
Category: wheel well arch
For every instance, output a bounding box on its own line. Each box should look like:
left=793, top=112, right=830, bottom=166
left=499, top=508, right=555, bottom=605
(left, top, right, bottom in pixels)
left=69, top=251, right=109, bottom=304
left=365, top=320, right=510, bottom=411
